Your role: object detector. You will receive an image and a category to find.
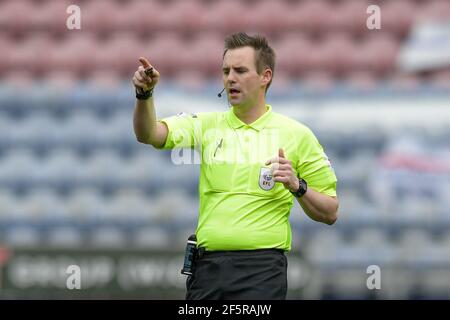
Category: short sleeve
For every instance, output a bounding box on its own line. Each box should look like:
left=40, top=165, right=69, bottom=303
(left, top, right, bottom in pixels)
left=157, top=112, right=203, bottom=150
left=295, top=128, right=337, bottom=197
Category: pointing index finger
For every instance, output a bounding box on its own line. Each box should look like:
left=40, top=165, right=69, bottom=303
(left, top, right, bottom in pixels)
left=139, top=57, right=154, bottom=76
left=139, top=57, right=151, bottom=69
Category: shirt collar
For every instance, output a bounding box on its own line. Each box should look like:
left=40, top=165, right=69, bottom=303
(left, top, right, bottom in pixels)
left=226, top=105, right=273, bottom=131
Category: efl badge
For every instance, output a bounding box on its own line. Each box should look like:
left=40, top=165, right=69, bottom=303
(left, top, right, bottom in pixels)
left=259, top=167, right=275, bottom=191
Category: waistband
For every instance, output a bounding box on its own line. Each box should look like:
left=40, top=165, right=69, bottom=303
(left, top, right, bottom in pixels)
left=197, top=248, right=285, bottom=259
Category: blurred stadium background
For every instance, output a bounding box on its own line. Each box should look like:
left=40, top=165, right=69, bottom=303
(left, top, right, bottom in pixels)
left=0, top=0, right=450, bottom=299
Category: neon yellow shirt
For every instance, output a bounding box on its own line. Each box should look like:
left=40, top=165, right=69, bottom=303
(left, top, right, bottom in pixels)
left=159, top=105, right=337, bottom=251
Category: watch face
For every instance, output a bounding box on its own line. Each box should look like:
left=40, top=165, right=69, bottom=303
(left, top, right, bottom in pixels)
left=298, top=178, right=307, bottom=196
left=300, top=179, right=307, bottom=190
left=291, top=178, right=307, bottom=197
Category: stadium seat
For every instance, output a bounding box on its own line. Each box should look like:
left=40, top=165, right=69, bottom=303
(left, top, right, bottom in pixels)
left=0, top=149, right=38, bottom=188
left=292, top=0, right=333, bottom=34
left=90, top=226, right=127, bottom=248
left=320, top=33, right=358, bottom=76
left=354, top=34, right=400, bottom=75
left=32, top=0, right=73, bottom=36
left=3, top=226, right=42, bottom=247
left=22, top=188, right=71, bottom=223
left=107, top=189, right=156, bottom=223
left=387, top=73, right=422, bottom=91
left=184, top=33, right=224, bottom=76
left=160, top=0, right=207, bottom=32
left=0, top=0, right=33, bottom=36
left=204, top=0, right=251, bottom=34
left=66, top=187, right=109, bottom=223
left=2, top=70, right=35, bottom=88
left=104, top=32, right=144, bottom=77
left=304, top=229, right=342, bottom=266
left=274, top=34, right=315, bottom=75
left=417, top=0, right=450, bottom=22
left=44, top=70, right=78, bottom=90
left=40, top=149, right=84, bottom=189
left=300, top=71, right=335, bottom=93
left=247, top=0, right=294, bottom=35
left=332, top=0, right=371, bottom=36
left=144, top=32, right=185, bottom=76
left=120, top=150, right=167, bottom=188
left=430, top=69, right=450, bottom=89
left=153, top=188, right=195, bottom=223
left=22, top=33, right=58, bottom=75
left=381, top=0, right=417, bottom=38
left=343, top=71, right=378, bottom=92
left=132, top=227, right=170, bottom=249
left=46, top=226, right=84, bottom=248
left=0, top=34, right=13, bottom=73
left=0, top=188, right=16, bottom=223
left=60, top=110, right=105, bottom=148
left=397, top=229, right=433, bottom=265
left=82, top=0, right=124, bottom=34
left=126, top=0, right=165, bottom=35
left=84, top=150, right=125, bottom=188
left=86, top=70, right=122, bottom=90
left=51, top=34, right=97, bottom=76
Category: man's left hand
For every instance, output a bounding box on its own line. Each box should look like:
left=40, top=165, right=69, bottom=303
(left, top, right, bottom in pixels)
left=265, top=148, right=299, bottom=192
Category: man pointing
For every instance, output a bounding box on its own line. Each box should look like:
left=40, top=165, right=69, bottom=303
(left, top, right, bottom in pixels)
left=132, top=32, right=339, bottom=300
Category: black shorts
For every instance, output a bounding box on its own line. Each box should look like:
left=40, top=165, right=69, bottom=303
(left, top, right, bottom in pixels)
left=186, top=248, right=288, bottom=300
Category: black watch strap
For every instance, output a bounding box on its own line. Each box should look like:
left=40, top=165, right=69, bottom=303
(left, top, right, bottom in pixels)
left=290, top=178, right=308, bottom=198
left=135, top=87, right=153, bottom=100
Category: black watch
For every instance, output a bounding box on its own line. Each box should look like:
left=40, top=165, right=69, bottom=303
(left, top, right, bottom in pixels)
left=135, top=87, right=153, bottom=100
left=290, top=178, right=308, bottom=198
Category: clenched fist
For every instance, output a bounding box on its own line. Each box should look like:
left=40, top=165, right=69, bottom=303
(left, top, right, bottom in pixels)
left=132, top=57, right=160, bottom=92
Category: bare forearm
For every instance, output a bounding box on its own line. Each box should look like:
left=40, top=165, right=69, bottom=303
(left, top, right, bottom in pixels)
left=132, top=57, right=163, bottom=146
left=296, top=187, right=339, bottom=225
left=133, top=97, right=157, bottom=144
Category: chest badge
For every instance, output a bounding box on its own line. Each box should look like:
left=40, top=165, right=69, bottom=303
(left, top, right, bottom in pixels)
left=259, top=167, right=275, bottom=191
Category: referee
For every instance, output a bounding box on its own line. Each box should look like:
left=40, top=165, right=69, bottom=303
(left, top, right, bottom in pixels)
left=132, top=32, right=339, bottom=300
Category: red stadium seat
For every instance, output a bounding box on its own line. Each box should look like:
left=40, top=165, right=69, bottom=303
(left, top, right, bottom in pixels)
left=269, top=70, right=294, bottom=94
left=320, top=33, right=358, bottom=76
left=159, top=0, right=207, bottom=33
left=301, top=71, right=335, bottom=92
left=274, top=33, right=315, bottom=76
left=184, top=33, right=224, bottom=77
left=343, top=70, right=378, bottom=91
left=3, top=70, right=35, bottom=87
left=87, top=70, right=123, bottom=90
left=45, top=70, right=78, bottom=90
left=246, top=0, right=294, bottom=35
left=173, top=68, right=209, bottom=91
left=332, top=0, right=371, bottom=36
left=32, top=0, right=73, bottom=36
left=291, top=0, right=333, bottom=35
left=126, top=0, right=165, bottom=35
left=0, top=34, right=13, bottom=74
left=103, top=32, right=144, bottom=77
left=6, top=33, right=54, bottom=76
left=381, top=0, right=417, bottom=38
left=143, top=32, right=186, bottom=76
left=0, top=0, right=33, bottom=36
left=82, top=0, right=125, bottom=35
left=417, top=0, right=450, bottom=23
left=51, top=34, right=97, bottom=76
left=353, top=34, right=400, bottom=75
left=204, top=0, right=251, bottom=35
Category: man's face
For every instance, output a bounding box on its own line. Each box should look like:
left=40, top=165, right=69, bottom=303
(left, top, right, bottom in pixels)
left=222, top=46, right=263, bottom=108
